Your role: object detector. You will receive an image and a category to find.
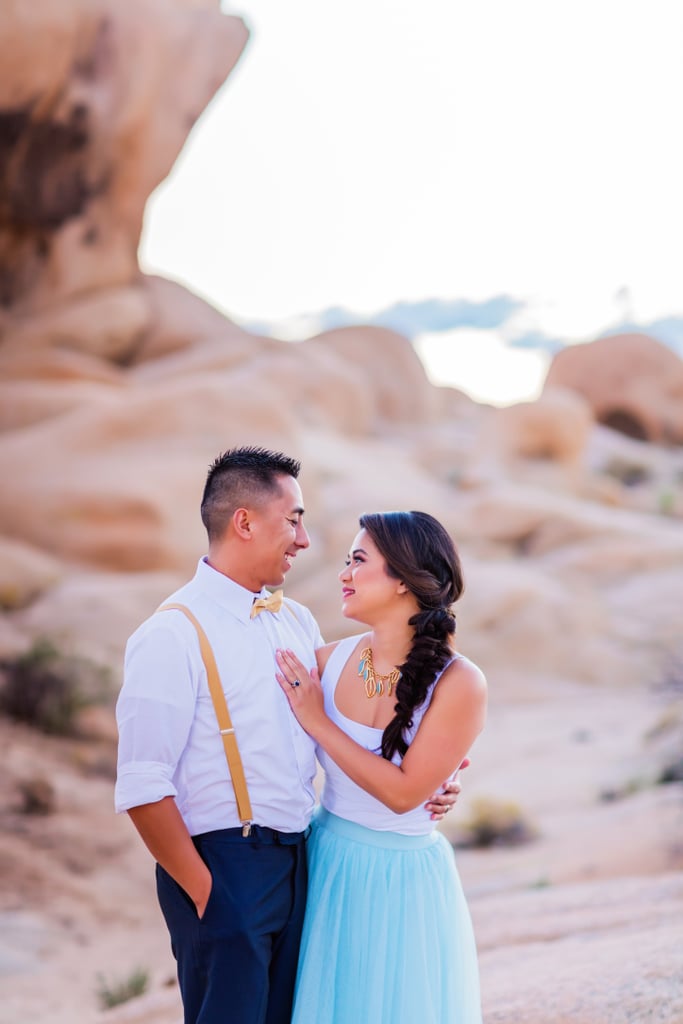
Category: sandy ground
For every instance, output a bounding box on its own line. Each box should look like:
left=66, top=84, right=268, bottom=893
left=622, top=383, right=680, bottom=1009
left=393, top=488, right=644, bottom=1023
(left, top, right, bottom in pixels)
left=1, top=674, right=681, bottom=1024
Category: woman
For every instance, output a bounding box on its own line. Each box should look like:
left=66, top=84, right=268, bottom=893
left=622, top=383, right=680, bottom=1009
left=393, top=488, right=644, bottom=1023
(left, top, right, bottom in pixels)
left=275, top=510, right=487, bottom=1024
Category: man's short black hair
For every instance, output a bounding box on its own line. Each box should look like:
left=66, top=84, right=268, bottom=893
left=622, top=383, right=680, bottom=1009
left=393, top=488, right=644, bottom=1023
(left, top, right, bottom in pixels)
left=200, top=446, right=301, bottom=542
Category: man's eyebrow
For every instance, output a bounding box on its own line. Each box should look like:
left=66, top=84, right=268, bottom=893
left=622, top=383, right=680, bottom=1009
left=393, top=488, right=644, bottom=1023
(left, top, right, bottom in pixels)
left=290, top=506, right=305, bottom=516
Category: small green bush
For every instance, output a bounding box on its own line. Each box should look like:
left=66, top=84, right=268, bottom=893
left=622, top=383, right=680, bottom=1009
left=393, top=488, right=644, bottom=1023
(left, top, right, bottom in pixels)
left=657, top=488, right=677, bottom=516
left=0, top=638, right=109, bottom=736
left=96, top=967, right=150, bottom=1010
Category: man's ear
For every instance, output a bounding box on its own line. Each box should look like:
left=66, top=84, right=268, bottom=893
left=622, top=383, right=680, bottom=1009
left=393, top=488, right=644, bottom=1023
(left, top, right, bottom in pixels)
left=233, top=507, right=252, bottom=539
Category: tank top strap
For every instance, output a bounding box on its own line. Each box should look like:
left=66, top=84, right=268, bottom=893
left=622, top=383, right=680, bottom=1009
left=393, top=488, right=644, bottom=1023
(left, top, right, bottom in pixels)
left=440, top=652, right=462, bottom=675
left=321, top=634, right=367, bottom=691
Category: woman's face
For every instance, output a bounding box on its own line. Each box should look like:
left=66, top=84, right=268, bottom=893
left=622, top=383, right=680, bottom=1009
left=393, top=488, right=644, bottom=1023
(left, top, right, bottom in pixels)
left=338, top=528, right=405, bottom=623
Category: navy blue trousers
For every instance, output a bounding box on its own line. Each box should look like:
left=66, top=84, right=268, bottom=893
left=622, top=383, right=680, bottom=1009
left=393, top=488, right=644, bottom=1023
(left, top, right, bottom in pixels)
left=156, top=826, right=308, bottom=1024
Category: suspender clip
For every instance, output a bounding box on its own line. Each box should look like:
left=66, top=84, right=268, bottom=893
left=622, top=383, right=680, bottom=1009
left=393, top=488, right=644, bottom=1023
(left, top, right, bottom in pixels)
left=242, top=822, right=252, bottom=838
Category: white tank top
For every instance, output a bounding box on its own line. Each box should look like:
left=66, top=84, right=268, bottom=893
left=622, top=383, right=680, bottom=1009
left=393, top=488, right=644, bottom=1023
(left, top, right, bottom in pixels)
left=318, top=633, right=458, bottom=836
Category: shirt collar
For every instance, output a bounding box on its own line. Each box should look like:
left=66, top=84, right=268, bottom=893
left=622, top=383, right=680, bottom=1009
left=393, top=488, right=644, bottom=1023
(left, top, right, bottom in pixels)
left=194, top=556, right=265, bottom=624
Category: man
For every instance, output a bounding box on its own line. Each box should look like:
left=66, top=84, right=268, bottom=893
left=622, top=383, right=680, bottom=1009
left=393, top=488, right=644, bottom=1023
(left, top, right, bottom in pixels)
left=115, top=446, right=460, bottom=1024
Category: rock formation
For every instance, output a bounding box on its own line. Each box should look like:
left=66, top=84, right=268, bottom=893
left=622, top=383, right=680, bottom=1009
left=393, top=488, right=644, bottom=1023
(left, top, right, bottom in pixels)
left=544, top=332, right=683, bottom=444
left=0, top=0, right=249, bottom=320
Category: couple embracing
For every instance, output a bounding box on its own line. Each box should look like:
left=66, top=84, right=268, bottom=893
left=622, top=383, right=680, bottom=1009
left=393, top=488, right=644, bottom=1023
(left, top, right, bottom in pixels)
left=115, top=446, right=487, bottom=1024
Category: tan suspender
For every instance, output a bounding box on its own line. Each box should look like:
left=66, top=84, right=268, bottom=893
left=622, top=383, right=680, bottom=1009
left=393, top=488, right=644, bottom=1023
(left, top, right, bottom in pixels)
left=158, top=603, right=253, bottom=836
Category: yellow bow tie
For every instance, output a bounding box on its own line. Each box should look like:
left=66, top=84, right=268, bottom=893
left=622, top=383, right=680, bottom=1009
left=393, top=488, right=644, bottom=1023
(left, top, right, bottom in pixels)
left=251, top=589, right=284, bottom=618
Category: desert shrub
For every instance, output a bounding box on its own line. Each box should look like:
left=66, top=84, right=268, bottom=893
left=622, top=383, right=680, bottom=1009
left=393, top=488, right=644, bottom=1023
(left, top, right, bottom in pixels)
left=658, top=757, right=683, bottom=785
left=455, top=796, right=538, bottom=848
left=654, top=651, right=683, bottom=697
left=598, top=777, right=650, bottom=802
left=657, top=487, right=677, bottom=516
left=96, top=967, right=149, bottom=1010
left=645, top=705, right=683, bottom=741
left=601, top=456, right=651, bottom=487
left=649, top=654, right=683, bottom=778
left=0, top=638, right=110, bottom=736
left=17, top=774, right=56, bottom=815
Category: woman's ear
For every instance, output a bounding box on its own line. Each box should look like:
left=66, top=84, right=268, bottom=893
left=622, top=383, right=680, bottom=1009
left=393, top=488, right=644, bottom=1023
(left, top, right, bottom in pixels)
left=396, top=581, right=408, bottom=595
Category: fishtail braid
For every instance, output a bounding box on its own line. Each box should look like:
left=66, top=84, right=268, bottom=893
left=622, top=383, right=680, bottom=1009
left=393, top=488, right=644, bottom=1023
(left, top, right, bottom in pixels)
left=358, top=511, right=464, bottom=762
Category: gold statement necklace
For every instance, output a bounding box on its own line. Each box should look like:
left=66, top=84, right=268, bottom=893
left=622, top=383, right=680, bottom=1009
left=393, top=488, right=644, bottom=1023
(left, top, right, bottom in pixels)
left=358, top=646, right=401, bottom=699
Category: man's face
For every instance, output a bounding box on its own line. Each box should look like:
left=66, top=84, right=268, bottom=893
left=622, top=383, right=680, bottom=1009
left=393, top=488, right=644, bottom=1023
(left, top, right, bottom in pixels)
left=249, top=474, right=310, bottom=588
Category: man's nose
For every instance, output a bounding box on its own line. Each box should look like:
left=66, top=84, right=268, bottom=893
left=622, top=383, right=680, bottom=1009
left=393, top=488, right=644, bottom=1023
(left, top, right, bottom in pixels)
left=296, top=523, right=310, bottom=549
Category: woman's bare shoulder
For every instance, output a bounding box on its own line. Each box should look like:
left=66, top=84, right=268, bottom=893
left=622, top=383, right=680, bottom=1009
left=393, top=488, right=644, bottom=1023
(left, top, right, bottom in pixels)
left=439, top=653, right=487, bottom=699
left=315, top=641, right=339, bottom=675
left=315, top=634, right=368, bottom=676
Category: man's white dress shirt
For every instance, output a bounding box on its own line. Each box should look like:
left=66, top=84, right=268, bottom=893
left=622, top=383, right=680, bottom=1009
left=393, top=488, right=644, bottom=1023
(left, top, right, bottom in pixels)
left=115, top=557, right=323, bottom=835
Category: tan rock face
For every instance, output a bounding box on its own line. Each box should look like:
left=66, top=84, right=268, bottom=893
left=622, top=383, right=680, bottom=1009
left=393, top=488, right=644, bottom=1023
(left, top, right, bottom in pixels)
left=0, top=344, right=127, bottom=384
left=0, top=1, right=248, bottom=317
left=545, top=333, right=683, bottom=444
left=3, top=285, right=151, bottom=362
left=309, top=324, right=440, bottom=427
left=0, top=538, right=63, bottom=611
left=492, top=387, right=594, bottom=464
left=131, top=275, right=255, bottom=366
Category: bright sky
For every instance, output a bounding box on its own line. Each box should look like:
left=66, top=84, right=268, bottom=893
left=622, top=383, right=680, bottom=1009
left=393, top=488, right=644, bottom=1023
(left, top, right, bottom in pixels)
left=139, top=0, right=683, bottom=405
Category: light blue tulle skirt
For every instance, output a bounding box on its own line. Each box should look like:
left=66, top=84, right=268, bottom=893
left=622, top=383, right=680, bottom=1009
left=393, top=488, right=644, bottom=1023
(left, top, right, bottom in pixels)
left=292, top=808, right=482, bottom=1024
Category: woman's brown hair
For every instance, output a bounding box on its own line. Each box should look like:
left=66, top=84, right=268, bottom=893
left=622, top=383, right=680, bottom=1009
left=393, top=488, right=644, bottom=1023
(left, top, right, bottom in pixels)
left=359, top=510, right=464, bottom=761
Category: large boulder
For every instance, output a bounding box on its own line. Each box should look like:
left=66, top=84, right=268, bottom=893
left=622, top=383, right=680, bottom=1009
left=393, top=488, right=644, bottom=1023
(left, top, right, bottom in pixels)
left=308, top=324, right=440, bottom=429
left=0, top=377, right=302, bottom=571
left=130, top=274, right=258, bottom=366
left=0, top=0, right=248, bottom=318
left=492, top=387, right=594, bottom=465
left=545, top=334, right=683, bottom=444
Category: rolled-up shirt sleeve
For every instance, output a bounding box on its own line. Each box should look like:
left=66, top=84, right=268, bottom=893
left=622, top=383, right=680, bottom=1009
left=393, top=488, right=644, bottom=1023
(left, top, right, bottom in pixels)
left=115, top=617, right=198, bottom=813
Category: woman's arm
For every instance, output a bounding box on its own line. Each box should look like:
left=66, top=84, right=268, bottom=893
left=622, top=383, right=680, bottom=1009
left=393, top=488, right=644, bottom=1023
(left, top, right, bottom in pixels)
left=276, top=648, right=486, bottom=814
left=312, top=639, right=465, bottom=818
